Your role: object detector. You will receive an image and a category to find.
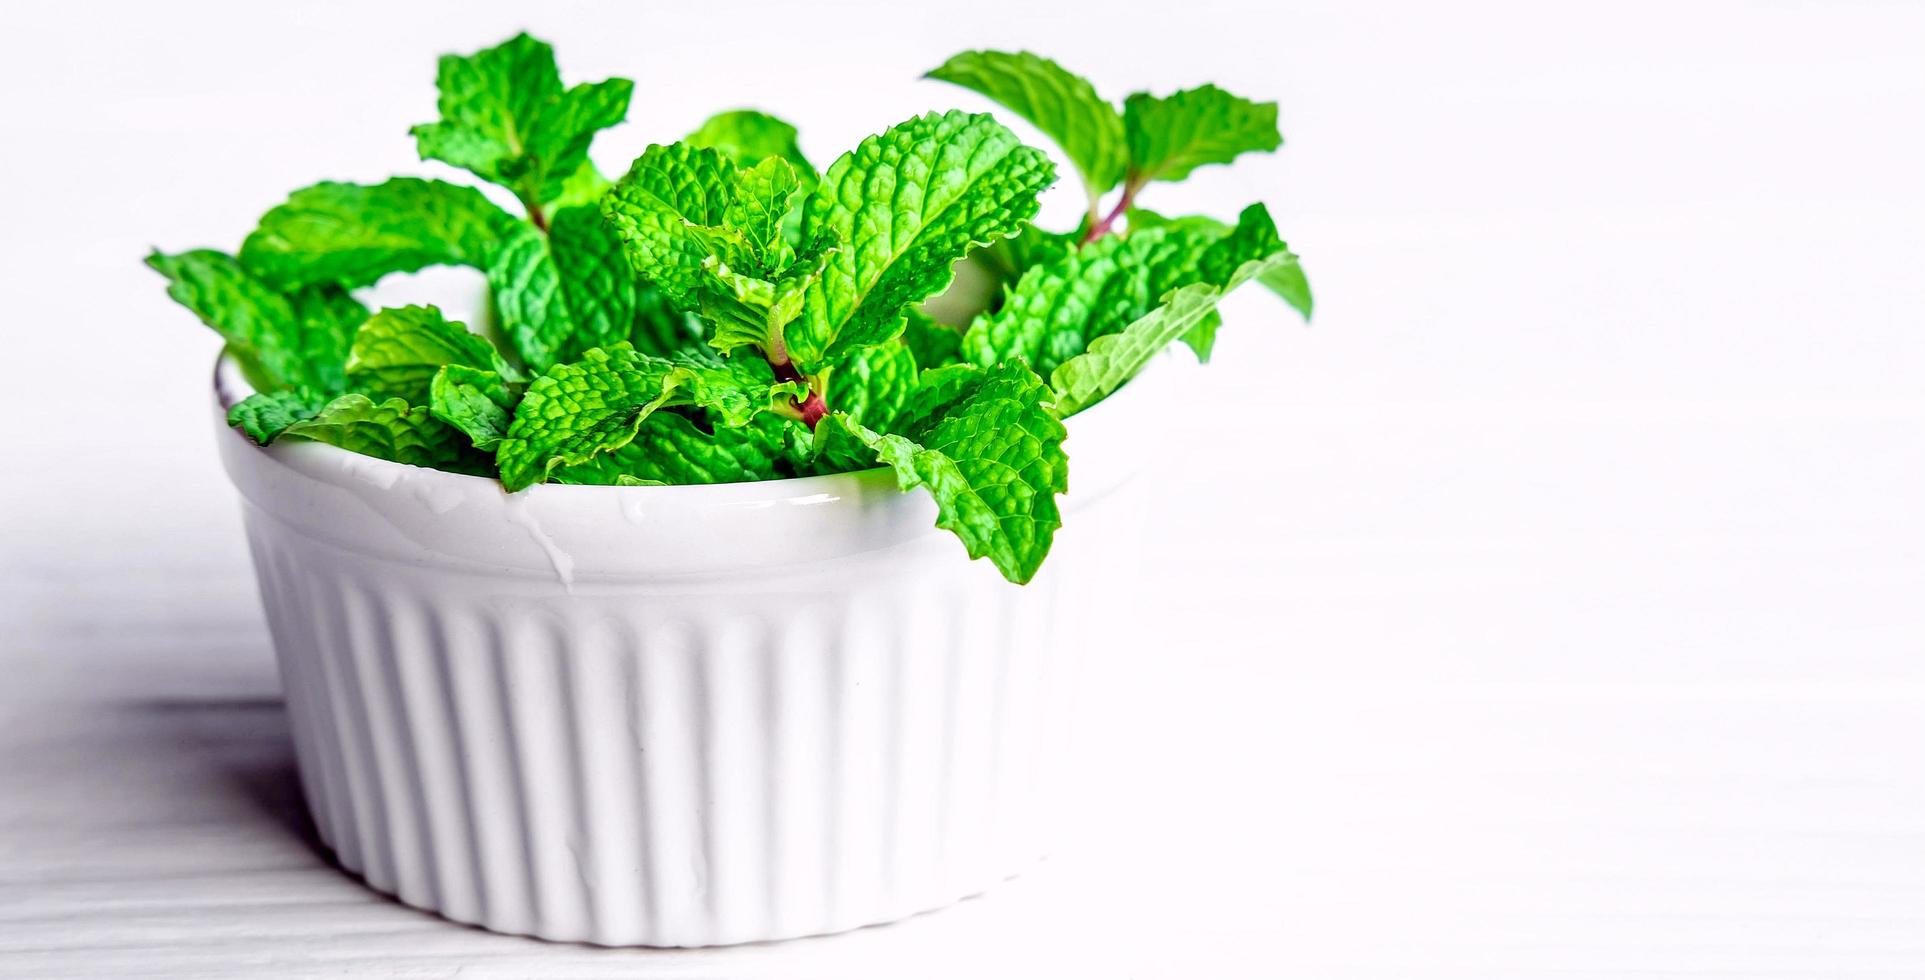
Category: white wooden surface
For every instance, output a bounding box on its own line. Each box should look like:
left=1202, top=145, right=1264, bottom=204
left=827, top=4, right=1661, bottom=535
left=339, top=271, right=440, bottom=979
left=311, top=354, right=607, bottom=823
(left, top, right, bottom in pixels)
left=4, top=0, right=1923, bottom=976
left=8, top=498, right=1925, bottom=979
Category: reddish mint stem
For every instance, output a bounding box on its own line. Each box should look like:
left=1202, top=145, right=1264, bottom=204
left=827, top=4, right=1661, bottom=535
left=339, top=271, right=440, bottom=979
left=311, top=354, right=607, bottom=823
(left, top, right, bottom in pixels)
left=769, top=357, right=827, bottom=429
left=520, top=193, right=550, bottom=232
left=1080, top=181, right=1137, bottom=244
left=795, top=389, right=828, bottom=428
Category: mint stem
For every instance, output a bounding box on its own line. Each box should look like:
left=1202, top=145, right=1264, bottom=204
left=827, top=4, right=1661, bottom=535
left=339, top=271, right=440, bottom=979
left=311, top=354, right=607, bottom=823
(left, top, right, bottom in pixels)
left=1080, top=180, right=1137, bottom=244
left=519, top=191, right=550, bottom=232
left=768, top=354, right=827, bottom=429
left=795, top=389, right=828, bottom=427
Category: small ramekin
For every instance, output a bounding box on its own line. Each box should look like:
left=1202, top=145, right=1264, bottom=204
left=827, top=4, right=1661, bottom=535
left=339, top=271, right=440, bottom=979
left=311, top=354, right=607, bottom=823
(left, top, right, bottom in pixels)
left=216, top=350, right=1188, bottom=946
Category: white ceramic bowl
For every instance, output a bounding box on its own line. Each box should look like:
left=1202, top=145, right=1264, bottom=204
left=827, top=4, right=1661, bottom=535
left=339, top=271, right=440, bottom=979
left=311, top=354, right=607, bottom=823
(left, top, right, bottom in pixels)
left=215, top=349, right=1190, bottom=947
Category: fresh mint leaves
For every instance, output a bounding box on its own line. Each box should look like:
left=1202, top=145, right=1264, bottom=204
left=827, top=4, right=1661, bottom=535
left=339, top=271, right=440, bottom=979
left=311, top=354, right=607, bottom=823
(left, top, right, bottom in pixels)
left=345, top=305, right=516, bottom=403
left=927, top=49, right=1311, bottom=408
left=602, top=146, right=821, bottom=363
left=686, top=109, right=818, bottom=187
left=225, top=388, right=334, bottom=445
left=554, top=412, right=793, bottom=486
left=494, top=344, right=690, bottom=491
left=146, top=249, right=365, bottom=392
left=929, top=50, right=1298, bottom=248
left=239, top=178, right=516, bottom=289
left=275, top=394, right=484, bottom=473
left=430, top=364, right=519, bottom=452
left=1123, top=85, right=1281, bottom=187
left=926, top=51, right=1128, bottom=210
left=412, top=32, right=633, bottom=218
left=152, top=35, right=1309, bottom=584
left=1050, top=207, right=1302, bottom=414
left=814, top=360, right=1068, bottom=583
left=788, top=110, right=1055, bottom=370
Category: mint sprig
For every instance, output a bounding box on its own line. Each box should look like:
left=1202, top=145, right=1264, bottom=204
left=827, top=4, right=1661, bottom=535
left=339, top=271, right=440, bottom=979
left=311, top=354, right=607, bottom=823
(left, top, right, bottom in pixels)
left=411, top=32, right=633, bottom=223
left=239, top=178, right=517, bottom=289
left=600, top=110, right=1052, bottom=430
left=150, top=34, right=1311, bottom=585
left=812, top=360, right=1068, bottom=584
left=929, top=50, right=1287, bottom=243
left=926, top=51, right=1127, bottom=211
left=146, top=249, right=365, bottom=392
left=790, top=110, right=1056, bottom=369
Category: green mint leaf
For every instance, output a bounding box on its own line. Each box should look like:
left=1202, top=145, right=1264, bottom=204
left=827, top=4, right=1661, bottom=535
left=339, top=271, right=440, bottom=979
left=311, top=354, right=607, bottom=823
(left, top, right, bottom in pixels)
left=277, top=394, right=483, bottom=472
left=239, top=178, right=516, bottom=289
left=687, top=111, right=817, bottom=247
left=485, top=220, right=578, bottom=371
left=827, top=340, right=917, bottom=432
left=603, top=144, right=830, bottom=361
left=412, top=33, right=633, bottom=206
left=1129, top=206, right=1313, bottom=320
left=698, top=237, right=835, bottom=359
left=900, top=309, right=964, bottom=370
left=628, top=281, right=705, bottom=358
left=813, top=360, right=1067, bottom=583
left=1120, top=206, right=1219, bottom=233
left=520, top=78, right=632, bottom=195
left=1050, top=204, right=1299, bottom=414
left=600, top=142, right=739, bottom=304
left=1260, top=259, right=1313, bottom=321
left=226, top=388, right=334, bottom=444
left=546, top=203, right=699, bottom=361
left=344, top=305, right=514, bottom=403
left=968, top=203, right=1309, bottom=377
left=723, top=156, right=802, bottom=265
left=1196, top=201, right=1289, bottom=280
left=477, top=337, right=801, bottom=490
left=935, top=224, right=1081, bottom=332
left=974, top=222, right=1078, bottom=284
left=1048, top=283, right=1220, bottom=415
left=494, top=203, right=711, bottom=373
left=494, top=345, right=687, bottom=491
left=665, top=349, right=808, bottom=428
left=147, top=248, right=365, bottom=392
left=926, top=50, right=1127, bottom=204
left=545, top=203, right=633, bottom=359
left=430, top=363, right=518, bottom=451
left=414, top=33, right=563, bottom=179
left=554, top=411, right=791, bottom=485
left=891, top=362, right=993, bottom=434
left=964, top=218, right=1241, bottom=375
left=686, top=109, right=818, bottom=186
left=803, top=410, right=886, bottom=475
left=788, top=110, right=1055, bottom=370
left=1183, top=309, right=1223, bottom=362
left=1123, top=84, right=1281, bottom=186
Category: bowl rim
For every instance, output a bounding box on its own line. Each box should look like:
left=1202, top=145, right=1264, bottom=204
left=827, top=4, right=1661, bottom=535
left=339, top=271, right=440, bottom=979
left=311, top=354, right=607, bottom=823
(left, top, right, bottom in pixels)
left=213, top=353, right=911, bottom=506
left=212, top=348, right=1192, bottom=577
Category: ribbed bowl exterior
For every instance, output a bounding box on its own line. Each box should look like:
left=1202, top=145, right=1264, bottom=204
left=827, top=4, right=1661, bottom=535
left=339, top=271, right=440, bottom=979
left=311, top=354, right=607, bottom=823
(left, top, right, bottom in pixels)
left=241, top=508, right=1091, bottom=946
left=215, top=354, right=1178, bottom=947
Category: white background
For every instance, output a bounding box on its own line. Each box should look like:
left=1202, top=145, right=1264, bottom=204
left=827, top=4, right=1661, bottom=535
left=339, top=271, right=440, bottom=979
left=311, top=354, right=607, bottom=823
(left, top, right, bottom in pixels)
left=3, top=0, right=1922, bottom=977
